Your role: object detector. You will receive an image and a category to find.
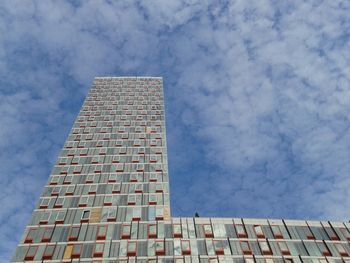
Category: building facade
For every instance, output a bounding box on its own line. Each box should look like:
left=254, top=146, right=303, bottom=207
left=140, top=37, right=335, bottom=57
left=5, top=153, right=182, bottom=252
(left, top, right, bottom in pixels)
left=12, top=77, right=350, bottom=263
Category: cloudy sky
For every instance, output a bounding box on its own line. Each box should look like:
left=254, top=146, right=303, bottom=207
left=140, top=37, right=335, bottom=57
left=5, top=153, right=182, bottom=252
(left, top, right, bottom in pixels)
left=1, top=0, right=350, bottom=261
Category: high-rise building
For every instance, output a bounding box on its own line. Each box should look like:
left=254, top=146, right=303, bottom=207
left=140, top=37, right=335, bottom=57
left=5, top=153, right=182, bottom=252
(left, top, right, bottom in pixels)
left=12, top=77, right=350, bottom=262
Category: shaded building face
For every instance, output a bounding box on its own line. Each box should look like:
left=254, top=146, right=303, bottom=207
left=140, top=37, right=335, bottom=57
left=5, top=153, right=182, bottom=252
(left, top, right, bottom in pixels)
left=12, top=77, right=350, bottom=262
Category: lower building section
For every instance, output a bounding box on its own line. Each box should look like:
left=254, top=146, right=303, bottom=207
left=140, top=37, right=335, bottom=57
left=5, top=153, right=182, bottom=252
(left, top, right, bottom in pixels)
left=12, top=217, right=350, bottom=262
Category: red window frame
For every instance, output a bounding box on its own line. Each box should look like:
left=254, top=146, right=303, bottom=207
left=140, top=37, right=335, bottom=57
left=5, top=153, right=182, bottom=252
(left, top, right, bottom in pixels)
left=271, top=225, right=283, bottom=239
left=68, top=226, right=80, bottom=241
left=235, top=224, right=248, bottom=238
left=240, top=241, right=252, bottom=255
left=127, top=241, right=137, bottom=256
left=254, top=225, right=265, bottom=238
left=173, top=223, right=182, bottom=238
left=203, top=224, right=214, bottom=238
left=278, top=241, right=290, bottom=256
left=24, top=228, right=36, bottom=244
left=71, top=244, right=83, bottom=258
left=42, top=227, right=54, bottom=242
left=42, top=245, right=55, bottom=260
left=24, top=246, right=38, bottom=261
left=93, top=243, right=105, bottom=257
left=96, top=225, right=108, bottom=240
left=121, top=224, right=131, bottom=239
left=155, top=240, right=165, bottom=255
left=148, top=224, right=157, bottom=238
left=213, top=240, right=224, bottom=255
left=259, top=241, right=272, bottom=255
left=181, top=240, right=191, bottom=255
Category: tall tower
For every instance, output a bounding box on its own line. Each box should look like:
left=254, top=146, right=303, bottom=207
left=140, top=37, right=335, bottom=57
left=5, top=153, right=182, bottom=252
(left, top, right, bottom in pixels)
left=13, top=77, right=350, bottom=262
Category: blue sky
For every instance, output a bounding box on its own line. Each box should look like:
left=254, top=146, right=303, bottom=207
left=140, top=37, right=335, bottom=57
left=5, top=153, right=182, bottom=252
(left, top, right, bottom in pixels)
left=1, top=0, right=350, bottom=261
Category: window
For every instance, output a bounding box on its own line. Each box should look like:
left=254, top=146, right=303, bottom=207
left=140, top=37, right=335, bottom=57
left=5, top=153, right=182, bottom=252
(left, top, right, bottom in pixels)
left=173, top=224, right=182, bottom=238
left=128, top=195, right=136, bottom=205
left=235, top=224, right=247, bottom=238
left=86, top=174, right=95, bottom=183
left=42, top=227, right=54, bottom=242
left=240, top=241, right=252, bottom=255
left=135, top=184, right=143, bottom=193
left=325, top=227, right=339, bottom=240
left=148, top=224, right=157, bottom=238
left=149, top=173, right=158, bottom=182
left=155, top=183, right=163, bottom=193
left=278, top=241, right=290, bottom=255
left=155, top=207, right=163, bottom=220
left=79, top=196, right=89, bottom=207
left=112, top=184, right=121, bottom=194
left=317, top=242, right=331, bottom=256
left=254, top=225, right=265, bottom=238
left=39, top=198, right=50, bottom=209
left=213, top=240, right=224, bottom=255
left=24, top=246, right=38, bottom=260
left=54, top=197, right=64, bottom=208
left=155, top=240, right=165, bottom=255
left=149, top=194, right=157, bottom=205
left=88, top=184, right=98, bottom=194
left=104, top=195, right=113, bottom=206
left=93, top=243, right=105, bottom=257
left=39, top=211, right=50, bottom=225
left=121, top=224, right=131, bottom=239
left=51, top=186, right=60, bottom=196
left=97, top=225, right=108, bottom=240
left=63, top=175, right=73, bottom=185
left=271, top=225, right=283, bottom=239
left=81, top=210, right=90, bottom=223
left=109, top=174, right=117, bottom=182
left=50, top=176, right=60, bottom=185
left=55, top=210, right=66, bottom=224
left=24, top=228, right=36, bottom=243
left=335, top=243, right=348, bottom=256
left=107, top=208, right=117, bottom=222
left=203, top=224, right=214, bottom=238
left=65, top=185, right=75, bottom=196
left=133, top=207, right=142, bottom=221
left=71, top=244, right=83, bottom=258
left=259, top=241, right=272, bottom=255
left=127, top=241, right=137, bottom=256
left=181, top=240, right=191, bottom=255
left=340, top=228, right=350, bottom=241
left=42, top=245, right=55, bottom=260
left=68, top=226, right=80, bottom=241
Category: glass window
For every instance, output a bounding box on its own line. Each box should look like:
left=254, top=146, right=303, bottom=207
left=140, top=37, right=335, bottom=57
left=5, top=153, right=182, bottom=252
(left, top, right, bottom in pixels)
left=71, top=244, right=83, bottom=258
left=155, top=240, right=165, bottom=255
left=122, top=224, right=131, bottom=239
left=271, top=225, right=283, bottom=239
left=254, top=225, right=265, bottom=238
left=97, top=225, right=108, bottom=240
left=213, top=240, right=224, bottom=255
left=334, top=243, right=348, bottom=256
left=235, top=224, right=247, bottom=238
left=173, top=224, right=182, bottom=238
left=259, top=241, right=272, bottom=255
left=240, top=241, right=252, bottom=255
left=24, top=228, right=36, bottom=243
left=68, top=226, right=80, bottom=241
left=81, top=210, right=90, bottom=223
left=39, top=198, right=50, bottom=209
left=24, top=246, right=38, bottom=260
left=42, top=227, right=54, bottom=242
left=42, top=245, right=55, bottom=260
left=203, top=224, right=214, bottom=238
left=93, top=243, right=105, bottom=257
left=278, top=241, right=290, bottom=256
left=181, top=240, right=191, bottom=255
left=149, top=194, right=157, bottom=205
left=65, top=185, right=75, bottom=195
left=127, top=241, right=137, bottom=256
left=148, top=224, right=157, bottom=238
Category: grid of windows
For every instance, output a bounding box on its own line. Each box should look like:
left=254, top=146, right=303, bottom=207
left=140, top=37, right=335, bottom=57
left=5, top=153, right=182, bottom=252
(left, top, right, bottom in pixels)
left=12, top=77, right=350, bottom=262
